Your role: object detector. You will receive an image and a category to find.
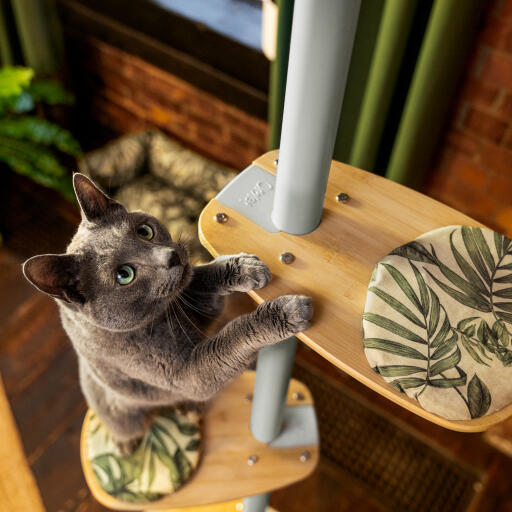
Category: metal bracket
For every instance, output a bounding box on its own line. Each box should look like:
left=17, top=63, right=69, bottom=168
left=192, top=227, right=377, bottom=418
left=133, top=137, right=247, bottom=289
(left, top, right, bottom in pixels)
left=215, top=164, right=279, bottom=233
left=269, top=405, right=319, bottom=448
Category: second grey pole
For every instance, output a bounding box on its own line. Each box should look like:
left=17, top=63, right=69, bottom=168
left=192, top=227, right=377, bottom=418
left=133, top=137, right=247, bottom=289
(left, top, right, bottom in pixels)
left=250, top=336, right=298, bottom=442
left=243, top=492, right=270, bottom=512
left=244, top=337, right=297, bottom=512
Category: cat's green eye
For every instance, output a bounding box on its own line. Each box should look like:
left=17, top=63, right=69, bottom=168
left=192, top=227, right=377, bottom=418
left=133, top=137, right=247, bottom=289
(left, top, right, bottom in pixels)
left=116, top=265, right=135, bottom=285
left=137, top=224, right=154, bottom=240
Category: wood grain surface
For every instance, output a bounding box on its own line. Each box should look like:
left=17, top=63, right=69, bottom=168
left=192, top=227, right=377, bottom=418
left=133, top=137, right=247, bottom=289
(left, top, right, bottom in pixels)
left=0, top=374, right=45, bottom=512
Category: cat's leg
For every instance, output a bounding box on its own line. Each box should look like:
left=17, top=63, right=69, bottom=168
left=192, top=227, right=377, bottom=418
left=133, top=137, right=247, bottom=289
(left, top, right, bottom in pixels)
left=176, top=294, right=313, bottom=401
left=188, top=253, right=271, bottom=295
left=80, top=363, right=150, bottom=455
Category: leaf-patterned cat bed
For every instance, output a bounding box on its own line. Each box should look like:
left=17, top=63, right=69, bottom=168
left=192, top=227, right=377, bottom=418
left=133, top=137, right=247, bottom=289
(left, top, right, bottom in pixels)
left=84, top=408, right=201, bottom=504
left=363, top=225, right=512, bottom=420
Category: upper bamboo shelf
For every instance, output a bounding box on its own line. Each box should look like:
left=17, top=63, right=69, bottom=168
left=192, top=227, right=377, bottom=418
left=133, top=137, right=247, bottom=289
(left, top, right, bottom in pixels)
left=199, top=150, right=512, bottom=432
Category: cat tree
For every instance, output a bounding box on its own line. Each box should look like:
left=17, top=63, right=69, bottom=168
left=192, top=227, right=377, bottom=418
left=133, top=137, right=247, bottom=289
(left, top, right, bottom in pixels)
left=82, top=1, right=512, bottom=510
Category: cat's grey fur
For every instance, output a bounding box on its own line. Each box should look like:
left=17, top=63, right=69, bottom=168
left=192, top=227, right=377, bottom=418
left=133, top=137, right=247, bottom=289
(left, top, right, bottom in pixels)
left=22, top=174, right=313, bottom=454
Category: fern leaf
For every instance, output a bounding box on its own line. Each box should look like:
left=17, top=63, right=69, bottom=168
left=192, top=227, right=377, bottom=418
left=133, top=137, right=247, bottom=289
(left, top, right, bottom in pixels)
left=0, top=150, right=74, bottom=200
left=28, top=80, right=74, bottom=105
left=0, top=67, right=33, bottom=98
left=0, top=117, right=82, bottom=157
left=0, top=136, right=66, bottom=176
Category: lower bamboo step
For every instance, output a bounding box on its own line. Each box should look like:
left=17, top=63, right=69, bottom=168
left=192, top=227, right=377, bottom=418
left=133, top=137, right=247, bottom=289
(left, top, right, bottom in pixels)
left=81, top=371, right=318, bottom=510
left=151, top=500, right=279, bottom=511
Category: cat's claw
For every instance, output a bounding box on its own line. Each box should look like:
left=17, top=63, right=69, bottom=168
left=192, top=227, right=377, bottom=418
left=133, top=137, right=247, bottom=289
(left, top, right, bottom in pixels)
left=228, top=253, right=272, bottom=292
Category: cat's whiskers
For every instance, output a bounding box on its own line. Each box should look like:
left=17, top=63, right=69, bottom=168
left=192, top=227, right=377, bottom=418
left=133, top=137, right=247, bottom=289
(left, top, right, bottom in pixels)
left=168, top=298, right=196, bottom=347
left=175, top=230, right=193, bottom=254
left=148, top=313, right=155, bottom=338
left=178, top=292, right=218, bottom=319
left=175, top=296, right=211, bottom=339
left=164, top=300, right=174, bottom=336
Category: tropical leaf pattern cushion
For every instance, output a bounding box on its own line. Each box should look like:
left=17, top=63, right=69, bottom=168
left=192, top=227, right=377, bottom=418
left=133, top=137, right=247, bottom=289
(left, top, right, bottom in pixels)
left=86, top=408, right=201, bottom=504
left=363, top=225, right=512, bottom=420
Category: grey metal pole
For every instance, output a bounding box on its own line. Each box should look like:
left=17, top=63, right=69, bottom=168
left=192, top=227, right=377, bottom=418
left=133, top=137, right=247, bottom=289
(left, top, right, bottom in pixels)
left=271, top=0, right=361, bottom=235
left=244, top=1, right=361, bottom=510
left=250, top=337, right=298, bottom=442
left=244, top=338, right=296, bottom=511
left=244, top=492, right=270, bottom=512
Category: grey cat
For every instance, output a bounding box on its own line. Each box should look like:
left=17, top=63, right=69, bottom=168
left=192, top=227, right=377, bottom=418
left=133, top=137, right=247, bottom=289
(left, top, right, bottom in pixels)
left=22, top=174, right=313, bottom=454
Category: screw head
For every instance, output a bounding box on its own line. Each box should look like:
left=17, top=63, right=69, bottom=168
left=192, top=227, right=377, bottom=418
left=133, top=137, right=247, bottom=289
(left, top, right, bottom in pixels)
left=247, top=454, right=259, bottom=466
left=279, top=252, right=295, bottom=264
left=336, top=192, right=350, bottom=203
left=300, top=450, right=311, bottom=462
left=292, top=391, right=305, bottom=401
left=245, top=393, right=253, bottom=402
left=274, top=158, right=279, bottom=166
left=214, top=212, right=228, bottom=224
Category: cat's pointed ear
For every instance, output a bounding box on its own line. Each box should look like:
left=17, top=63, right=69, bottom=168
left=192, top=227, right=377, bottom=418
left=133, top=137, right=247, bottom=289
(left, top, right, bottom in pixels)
left=73, top=173, right=125, bottom=222
left=22, top=254, right=84, bottom=304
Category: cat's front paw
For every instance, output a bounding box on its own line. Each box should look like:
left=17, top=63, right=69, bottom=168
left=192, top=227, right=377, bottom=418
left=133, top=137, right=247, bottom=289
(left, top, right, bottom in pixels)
left=226, top=253, right=271, bottom=293
left=279, top=295, right=313, bottom=333
left=263, top=295, right=313, bottom=335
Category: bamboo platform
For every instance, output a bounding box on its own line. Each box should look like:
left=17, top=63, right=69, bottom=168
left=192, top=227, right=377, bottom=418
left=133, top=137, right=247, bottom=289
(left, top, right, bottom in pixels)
left=198, top=150, right=512, bottom=432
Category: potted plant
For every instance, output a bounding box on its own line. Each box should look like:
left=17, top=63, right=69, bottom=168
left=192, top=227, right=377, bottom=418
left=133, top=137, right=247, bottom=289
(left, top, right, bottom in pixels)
left=0, top=66, right=82, bottom=200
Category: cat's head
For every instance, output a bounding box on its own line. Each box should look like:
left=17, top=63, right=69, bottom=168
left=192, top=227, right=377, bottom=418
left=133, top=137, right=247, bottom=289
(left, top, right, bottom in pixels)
left=22, top=173, right=191, bottom=331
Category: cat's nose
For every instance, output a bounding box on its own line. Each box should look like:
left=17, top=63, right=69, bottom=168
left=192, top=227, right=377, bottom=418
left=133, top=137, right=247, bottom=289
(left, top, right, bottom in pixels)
left=167, top=250, right=181, bottom=268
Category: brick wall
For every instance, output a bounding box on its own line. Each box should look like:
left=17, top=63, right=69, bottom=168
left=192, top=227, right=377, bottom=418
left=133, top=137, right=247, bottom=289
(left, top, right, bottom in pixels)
left=67, top=11, right=512, bottom=228
left=425, top=0, right=512, bottom=235
left=68, top=36, right=268, bottom=171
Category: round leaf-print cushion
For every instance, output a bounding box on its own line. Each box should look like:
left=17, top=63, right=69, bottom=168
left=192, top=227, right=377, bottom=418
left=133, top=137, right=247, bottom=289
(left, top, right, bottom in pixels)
left=86, top=408, right=201, bottom=504
left=363, top=225, right=512, bottom=420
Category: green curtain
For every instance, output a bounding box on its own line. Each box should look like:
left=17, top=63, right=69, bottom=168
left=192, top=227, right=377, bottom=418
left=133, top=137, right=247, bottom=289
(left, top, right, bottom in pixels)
left=268, top=0, right=295, bottom=150
left=0, top=0, right=63, bottom=74
left=268, top=0, right=486, bottom=189
left=333, top=0, right=385, bottom=163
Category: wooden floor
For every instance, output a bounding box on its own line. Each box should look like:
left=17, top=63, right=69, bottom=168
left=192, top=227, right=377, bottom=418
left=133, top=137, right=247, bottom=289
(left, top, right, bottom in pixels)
left=3, top=173, right=512, bottom=511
